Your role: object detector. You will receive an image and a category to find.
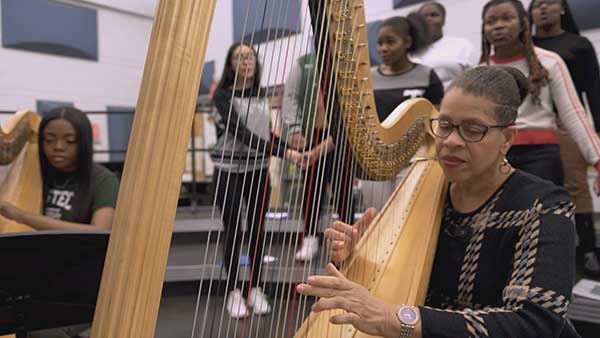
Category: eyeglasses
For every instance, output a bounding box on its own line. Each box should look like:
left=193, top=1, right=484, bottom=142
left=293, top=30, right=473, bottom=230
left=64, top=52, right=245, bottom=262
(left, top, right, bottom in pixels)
left=233, top=53, right=256, bottom=61
left=532, top=0, right=562, bottom=8
left=429, top=118, right=511, bottom=143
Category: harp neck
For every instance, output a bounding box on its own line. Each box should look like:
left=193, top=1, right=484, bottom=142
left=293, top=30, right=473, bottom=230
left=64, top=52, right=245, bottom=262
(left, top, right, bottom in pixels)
left=0, top=110, right=40, bottom=165
left=312, top=0, right=437, bottom=180
left=0, top=110, right=41, bottom=233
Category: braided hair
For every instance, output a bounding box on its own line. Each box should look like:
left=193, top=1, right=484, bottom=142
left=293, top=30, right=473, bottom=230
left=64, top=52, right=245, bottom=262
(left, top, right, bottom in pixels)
left=480, top=0, right=549, bottom=103
left=448, top=66, right=529, bottom=125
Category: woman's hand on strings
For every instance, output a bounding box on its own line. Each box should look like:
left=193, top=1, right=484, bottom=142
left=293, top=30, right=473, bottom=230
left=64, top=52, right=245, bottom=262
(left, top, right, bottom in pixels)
left=307, top=137, right=336, bottom=167
left=296, top=263, right=400, bottom=338
left=325, top=207, right=377, bottom=264
left=0, top=202, right=26, bottom=223
left=286, top=149, right=309, bottom=169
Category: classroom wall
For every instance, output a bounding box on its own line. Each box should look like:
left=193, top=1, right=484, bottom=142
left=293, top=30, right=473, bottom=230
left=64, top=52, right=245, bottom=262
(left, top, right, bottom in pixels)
left=2, top=0, right=600, bottom=112
left=2, top=0, right=600, bottom=170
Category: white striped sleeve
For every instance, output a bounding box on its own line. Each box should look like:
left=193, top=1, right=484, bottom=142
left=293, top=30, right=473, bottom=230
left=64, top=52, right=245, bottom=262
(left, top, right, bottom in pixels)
left=543, top=49, right=600, bottom=165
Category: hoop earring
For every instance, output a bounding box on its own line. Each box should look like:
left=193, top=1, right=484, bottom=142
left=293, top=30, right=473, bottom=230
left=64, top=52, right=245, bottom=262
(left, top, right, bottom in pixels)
left=499, top=157, right=511, bottom=174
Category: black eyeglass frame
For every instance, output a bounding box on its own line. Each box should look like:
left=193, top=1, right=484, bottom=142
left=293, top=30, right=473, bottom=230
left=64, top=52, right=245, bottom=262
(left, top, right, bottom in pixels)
left=429, top=118, right=512, bottom=143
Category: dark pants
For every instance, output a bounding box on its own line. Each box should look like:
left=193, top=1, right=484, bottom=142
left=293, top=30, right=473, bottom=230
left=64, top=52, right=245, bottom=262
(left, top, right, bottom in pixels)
left=302, top=131, right=355, bottom=235
left=576, top=213, right=598, bottom=255
left=507, top=144, right=564, bottom=186
left=214, top=168, right=270, bottom=293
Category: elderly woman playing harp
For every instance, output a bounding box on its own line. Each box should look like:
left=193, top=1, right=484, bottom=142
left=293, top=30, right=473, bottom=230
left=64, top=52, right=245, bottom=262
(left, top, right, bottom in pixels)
left=297, top=66, right=581, bottom=338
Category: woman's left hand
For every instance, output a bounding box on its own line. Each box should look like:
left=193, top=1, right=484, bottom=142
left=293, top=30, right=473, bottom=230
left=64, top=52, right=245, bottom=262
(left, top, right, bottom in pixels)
left=296, top=263, right=399, bottom=338
left=0, top=202, right=26, bottom=223
left=286, top=149, right=308, bottom=169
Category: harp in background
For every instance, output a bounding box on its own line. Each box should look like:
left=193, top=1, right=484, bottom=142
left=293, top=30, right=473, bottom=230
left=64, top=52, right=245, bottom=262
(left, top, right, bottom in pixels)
left=0, top=110, right=41, bottom=234
left=89, top=0, right=447, bottom=338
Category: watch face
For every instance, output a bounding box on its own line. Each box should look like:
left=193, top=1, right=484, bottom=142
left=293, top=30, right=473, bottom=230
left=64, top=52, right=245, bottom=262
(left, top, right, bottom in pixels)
left=399, top=307, right=419, bottom=325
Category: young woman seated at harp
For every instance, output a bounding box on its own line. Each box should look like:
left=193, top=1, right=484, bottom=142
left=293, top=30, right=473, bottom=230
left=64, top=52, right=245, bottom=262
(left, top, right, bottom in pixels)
left=297, top=66, right=582, bottom=338
left=0, top=107, right=119, bottom=231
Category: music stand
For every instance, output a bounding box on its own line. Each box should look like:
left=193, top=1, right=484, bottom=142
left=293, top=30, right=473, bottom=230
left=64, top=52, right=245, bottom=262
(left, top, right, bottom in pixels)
left=0, top=231, right=109, bottom=338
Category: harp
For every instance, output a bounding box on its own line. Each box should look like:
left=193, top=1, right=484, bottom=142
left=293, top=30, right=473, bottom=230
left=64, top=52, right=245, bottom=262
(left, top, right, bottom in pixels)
left=0, top=110, right=41, bottom=234
left=89, top=0, right=446, bottom=337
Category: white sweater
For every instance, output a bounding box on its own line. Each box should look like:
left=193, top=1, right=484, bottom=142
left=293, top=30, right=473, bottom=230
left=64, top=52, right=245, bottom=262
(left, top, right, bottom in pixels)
left=489, top=47, right=600, bottom=166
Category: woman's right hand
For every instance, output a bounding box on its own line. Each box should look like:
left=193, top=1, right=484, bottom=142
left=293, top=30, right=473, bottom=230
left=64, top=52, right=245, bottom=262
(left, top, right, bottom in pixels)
left=325, top=207, right=377, bottom=264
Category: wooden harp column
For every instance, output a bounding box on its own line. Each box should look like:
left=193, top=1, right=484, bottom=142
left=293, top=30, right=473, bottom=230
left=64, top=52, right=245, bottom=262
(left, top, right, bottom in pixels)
left=90, top=0, right=218, bottom=337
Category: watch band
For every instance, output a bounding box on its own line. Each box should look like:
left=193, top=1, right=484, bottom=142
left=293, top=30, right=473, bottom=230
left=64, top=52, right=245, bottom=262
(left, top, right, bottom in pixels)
left=398, top=323, right=415, bottom=338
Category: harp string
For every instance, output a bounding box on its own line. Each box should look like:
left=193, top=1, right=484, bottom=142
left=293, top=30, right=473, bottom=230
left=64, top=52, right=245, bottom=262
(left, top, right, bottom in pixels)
left=290, top=0, right=341, bottom=335
left=268, top=2, right=314, bottom=337
left=190, top=0, right=263, bottom=336
left=344, top=0, right=381, bottom=300
left=218, top=11, right=260, bottom=338
left=218, top=0, right=310, bottom=337
left=325, top=0, right=392, bottom=334
left=266, top=0, right=317, bottom=334
left=340, top=0, right=366, bottom=289
left=329, top=2, right=363, bottom=335
left=247, top=0, right=305, bottom=336
left=295, top=0, right=357, bottom=335
left=266, top=2, right=326, bottom=338
left=229, top=0, right=294, bottom=336
left=293, top=0, right=331, bottom=334
left=188, top=0, right=387, bottom=336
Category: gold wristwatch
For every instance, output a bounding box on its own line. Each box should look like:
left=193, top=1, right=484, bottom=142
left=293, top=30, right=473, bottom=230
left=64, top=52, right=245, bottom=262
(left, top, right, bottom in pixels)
left=396, top=305, right=419, bottom=338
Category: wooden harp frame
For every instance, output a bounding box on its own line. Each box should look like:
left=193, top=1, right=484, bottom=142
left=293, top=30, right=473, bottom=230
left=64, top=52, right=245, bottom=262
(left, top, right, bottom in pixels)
left=89, top=0, right=446, bottom=337
left=0, top=110, right=41, bottom=234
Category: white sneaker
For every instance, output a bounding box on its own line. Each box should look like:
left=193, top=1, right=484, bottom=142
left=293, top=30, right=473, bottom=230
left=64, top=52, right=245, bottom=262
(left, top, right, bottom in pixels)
left=226, top=289, right=249, bottom=319
left=584, top=252, right=600, bottom=276
left=247, top=287, right=271, bottom=315
left=295, top=235, right=319, bottom=261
